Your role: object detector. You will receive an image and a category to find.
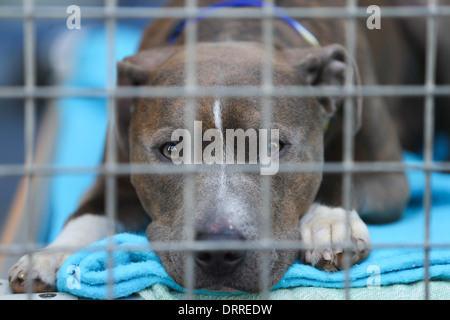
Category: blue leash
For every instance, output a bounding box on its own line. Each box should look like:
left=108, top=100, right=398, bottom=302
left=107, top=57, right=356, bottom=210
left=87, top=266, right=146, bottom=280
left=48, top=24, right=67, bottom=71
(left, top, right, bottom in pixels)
left=168, top=0, right=320, bottom=47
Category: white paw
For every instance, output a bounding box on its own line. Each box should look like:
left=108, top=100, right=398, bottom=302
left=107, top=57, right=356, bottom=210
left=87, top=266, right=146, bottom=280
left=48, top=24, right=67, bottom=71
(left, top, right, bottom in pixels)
left=8, top=251, right=71, bottom=293
left=299, top=204, right=371, bottom=271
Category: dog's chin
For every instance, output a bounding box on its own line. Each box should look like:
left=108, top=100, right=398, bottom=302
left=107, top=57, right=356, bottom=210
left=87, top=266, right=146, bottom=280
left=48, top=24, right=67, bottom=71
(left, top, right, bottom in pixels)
left=200, top=286, right=241, bottom=293
left=195, top=278, right=268, bottom=293
left=192, top=270, right=282, bottom=293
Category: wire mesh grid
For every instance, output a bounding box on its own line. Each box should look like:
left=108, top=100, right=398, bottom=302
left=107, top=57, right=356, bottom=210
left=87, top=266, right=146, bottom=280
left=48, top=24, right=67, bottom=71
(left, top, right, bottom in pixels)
left=0, top=0, right=449, bottom=300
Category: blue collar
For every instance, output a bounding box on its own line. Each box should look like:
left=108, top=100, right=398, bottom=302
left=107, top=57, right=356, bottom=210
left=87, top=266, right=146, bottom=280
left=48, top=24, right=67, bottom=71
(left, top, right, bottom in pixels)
left=167, top=0, right=321, bottom=47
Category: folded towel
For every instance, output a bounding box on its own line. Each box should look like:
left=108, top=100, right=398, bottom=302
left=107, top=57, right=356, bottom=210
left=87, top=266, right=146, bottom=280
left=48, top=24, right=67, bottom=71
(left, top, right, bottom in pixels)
left=138, top=281, right=450, bottom=300
left=56, top=233, right=183, bottom=299
left=56, top=152, right=450, bottom=299
left=56, top=212, right=450, bottom=299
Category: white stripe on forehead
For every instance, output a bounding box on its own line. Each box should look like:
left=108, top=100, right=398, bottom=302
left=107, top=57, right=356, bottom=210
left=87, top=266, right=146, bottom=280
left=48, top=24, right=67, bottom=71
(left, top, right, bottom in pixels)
left=213, top=98, right=222, bottom=132
left=210, top=98, right=247, bottom=229
left=212, top=98, right=227, bottom=200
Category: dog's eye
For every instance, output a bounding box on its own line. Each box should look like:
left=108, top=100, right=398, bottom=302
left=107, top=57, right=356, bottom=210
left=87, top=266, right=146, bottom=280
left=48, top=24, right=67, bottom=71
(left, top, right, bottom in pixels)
left=268, top=140, right=284, bottom=156
left=160, top=143, right=180, bottom=161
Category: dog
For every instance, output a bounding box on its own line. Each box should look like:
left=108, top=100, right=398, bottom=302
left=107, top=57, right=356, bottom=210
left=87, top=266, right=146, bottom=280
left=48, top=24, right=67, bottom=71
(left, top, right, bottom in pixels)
left=9, top=0, right=411, bottom=294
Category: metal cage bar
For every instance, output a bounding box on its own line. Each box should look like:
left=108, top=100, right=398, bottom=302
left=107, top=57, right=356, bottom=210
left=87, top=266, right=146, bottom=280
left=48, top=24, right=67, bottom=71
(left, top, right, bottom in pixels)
left=341, top=0, right=358, bottom=300
left=1, top=84, right=450, bottom=99
left=22, top=0, right=37, bottom=299
left=181, top=0, right=201, bottom=300
left=423, top=0, right=439, bottom=301
left=259, top=0, right=276, bottom=299
left=104, top=0, right=118, bottom=301
left=1, top=5, right=450, bottom=19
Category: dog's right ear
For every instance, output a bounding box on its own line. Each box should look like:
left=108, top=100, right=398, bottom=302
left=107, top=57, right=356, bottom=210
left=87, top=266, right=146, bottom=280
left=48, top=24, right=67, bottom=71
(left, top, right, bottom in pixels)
left=282, top=44, right=362, bottom=134
left=115, top=47, right=179, bottom=157
left=282, top=44, right=348, bottom=116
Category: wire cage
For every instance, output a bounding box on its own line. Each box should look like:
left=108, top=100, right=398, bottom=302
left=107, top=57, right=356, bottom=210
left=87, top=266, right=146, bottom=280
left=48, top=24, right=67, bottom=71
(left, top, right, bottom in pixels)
left=0, top=0, right=450, bottom=300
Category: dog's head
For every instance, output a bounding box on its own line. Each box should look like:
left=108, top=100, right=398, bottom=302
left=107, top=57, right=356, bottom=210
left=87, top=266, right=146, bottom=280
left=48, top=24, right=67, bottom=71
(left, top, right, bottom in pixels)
left=116, top=42, right=356, bottom=292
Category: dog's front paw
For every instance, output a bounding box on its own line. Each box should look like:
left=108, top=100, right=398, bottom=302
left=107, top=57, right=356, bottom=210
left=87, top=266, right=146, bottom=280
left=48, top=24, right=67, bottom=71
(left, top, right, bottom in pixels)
left=8, top=251, right=70, bottom=293
left=299, top=204, right=371, bottom=272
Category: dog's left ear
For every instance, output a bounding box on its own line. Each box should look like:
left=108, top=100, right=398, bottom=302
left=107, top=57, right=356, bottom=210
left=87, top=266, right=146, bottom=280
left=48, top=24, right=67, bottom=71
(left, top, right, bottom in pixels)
left=282, top=44, right=362, bottom=132
left=115, top=47, right=179, bottom=157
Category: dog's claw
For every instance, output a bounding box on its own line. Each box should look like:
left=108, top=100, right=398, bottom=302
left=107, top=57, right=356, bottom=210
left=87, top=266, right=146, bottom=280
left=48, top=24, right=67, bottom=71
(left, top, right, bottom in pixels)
left=322, top=250, right=332, bottom=261
left=17, top=271, right=25, bottom=280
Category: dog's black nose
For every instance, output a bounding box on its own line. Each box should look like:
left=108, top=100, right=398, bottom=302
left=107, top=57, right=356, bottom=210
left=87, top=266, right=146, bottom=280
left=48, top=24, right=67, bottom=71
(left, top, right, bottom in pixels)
left=195, top=230, right=246, bottom=277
